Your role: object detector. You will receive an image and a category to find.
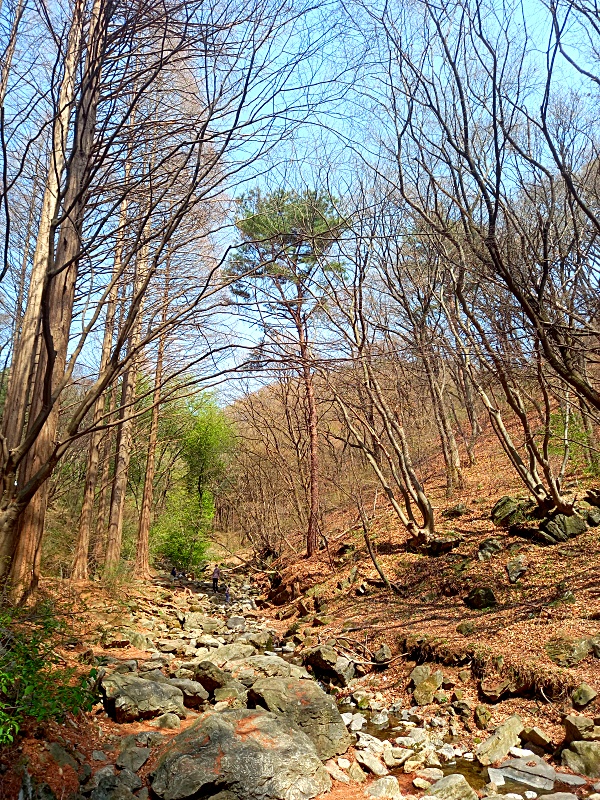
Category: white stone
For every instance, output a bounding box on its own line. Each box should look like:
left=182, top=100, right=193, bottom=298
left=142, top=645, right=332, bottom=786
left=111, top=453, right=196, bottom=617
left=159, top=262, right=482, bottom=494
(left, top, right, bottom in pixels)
left=463, top=752, right=474, bottom=761
left=337, top=757, right=351, bottom=770
left=487, top=768, right=506, bottom=786
left=524, top=792, right=537, bottom=799
left=341, top=712, right=354, bottom=726
left=351, top=713, right=367, bottom=731
left=510, top=747, right=535, bottom=758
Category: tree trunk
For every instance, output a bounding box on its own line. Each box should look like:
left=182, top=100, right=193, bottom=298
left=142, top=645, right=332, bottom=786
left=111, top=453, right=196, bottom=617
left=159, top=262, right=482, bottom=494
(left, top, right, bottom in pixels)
left=71, top=267, right=120, bottom=579
left=0, top=0, right=84, bottom=579
left=103, top=236, right=148, bottom=577
left=6, top=0, right=107, bottom=602
left=135, top=260, right=170, bottom=579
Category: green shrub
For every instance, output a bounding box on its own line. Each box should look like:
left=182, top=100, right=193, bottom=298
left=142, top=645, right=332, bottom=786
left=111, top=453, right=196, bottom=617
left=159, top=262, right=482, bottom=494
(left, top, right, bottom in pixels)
left=0, top=602, right=97, bottom=744
left=152, top=488, right=210, bottom=571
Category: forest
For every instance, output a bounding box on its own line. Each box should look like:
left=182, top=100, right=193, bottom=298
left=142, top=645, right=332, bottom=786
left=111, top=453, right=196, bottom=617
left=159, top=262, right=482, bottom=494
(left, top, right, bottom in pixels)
left=1, top=0, right=600, bottom=796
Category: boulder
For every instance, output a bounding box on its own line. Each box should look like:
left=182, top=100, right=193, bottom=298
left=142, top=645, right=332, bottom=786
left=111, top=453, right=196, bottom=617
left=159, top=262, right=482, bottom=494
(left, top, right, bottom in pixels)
left=521, top=726, right=553, bottom=752
left=248, top=676, right=352, bottom=760
left=474, top=705, right=492, bottom=730
left=227, top=616, right=246, bottom=631
left=456, top=622, right=475, bottom=636
left=562, top=741, right=600, bottom=778
left=410, top=665, right=431, bottom=686
left=150, top=708, right=331, bottom=800
left=168, top=679, right=209, bottom=708
left=545, top=635, right=591, bottom=667
left=476, top=715, right=524, bottom=766
left=425, top=774, right=478, bottom=800
left=193, top=661, right=233, bottom=693
left=496, top=755, right=556, bottom=791
left=366, top=776, right=402, bottom=798
left=183, top=613, right=221, bottom=633
left=227, top=655, right=309, bottom=687
left=116, top=744, right=150, bottom=772
left=465, top=587, right=497, bottom=609
left=478, top=539, right=503, bottom=561
left=202, top=643, right=256, bottom=666
left=373, top=644, right=392, bottom=665
left=572, top=683, right=597, bottom=708
left=355, top=750, right=388, bottom=776
left=101, top=673, right=185, bottom=723
left=413, top=672, right=444, bottom=706
left=480, top=677, right=512, bottom=703
left=542, top=514, right=587, bottom=543
left=246, top=631, right=274, bottom=651
left=506, top=556, right=527, bottom=584
left=491, top=497, right=528, bottom=528
left=563, top=713, right=600, bottom=744
left=303, top=646, right=355, bottom=686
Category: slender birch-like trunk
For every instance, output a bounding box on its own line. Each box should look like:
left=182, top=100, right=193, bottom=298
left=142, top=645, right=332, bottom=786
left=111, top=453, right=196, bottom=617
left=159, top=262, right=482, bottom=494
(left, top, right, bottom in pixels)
left=135, top=260, right=170, bottom=578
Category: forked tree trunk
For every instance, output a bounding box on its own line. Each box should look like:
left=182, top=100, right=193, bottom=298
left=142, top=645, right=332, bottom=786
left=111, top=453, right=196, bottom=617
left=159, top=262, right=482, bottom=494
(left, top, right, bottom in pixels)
left=7, top=0, right=108, bottom=602
left=0, top=0, right=85, bottom=579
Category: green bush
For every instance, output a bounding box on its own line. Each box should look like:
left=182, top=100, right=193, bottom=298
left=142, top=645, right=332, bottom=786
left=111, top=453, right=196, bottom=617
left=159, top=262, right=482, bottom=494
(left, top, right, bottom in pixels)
left=0, top=602, right=97, bottom=744
left=152, top=488, right=210, bottom=571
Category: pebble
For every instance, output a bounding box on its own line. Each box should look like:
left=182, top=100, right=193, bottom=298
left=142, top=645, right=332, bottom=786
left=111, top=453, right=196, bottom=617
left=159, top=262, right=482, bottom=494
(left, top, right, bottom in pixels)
left=337, top=757, right=351, bottom=770
left=524, top=792, right=537, bottom=799
left=463, top=752, right=474, bottom=761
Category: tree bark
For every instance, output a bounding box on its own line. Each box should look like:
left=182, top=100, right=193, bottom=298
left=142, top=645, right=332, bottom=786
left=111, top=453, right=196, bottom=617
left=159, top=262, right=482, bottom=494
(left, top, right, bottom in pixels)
left=135, top=260, right=170, bottom=579
left=6, top=0, right=108, bottom=602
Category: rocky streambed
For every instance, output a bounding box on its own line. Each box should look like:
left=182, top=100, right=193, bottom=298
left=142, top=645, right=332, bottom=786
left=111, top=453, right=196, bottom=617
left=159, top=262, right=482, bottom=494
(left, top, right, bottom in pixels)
left=19, top=574, right=600, bottom=800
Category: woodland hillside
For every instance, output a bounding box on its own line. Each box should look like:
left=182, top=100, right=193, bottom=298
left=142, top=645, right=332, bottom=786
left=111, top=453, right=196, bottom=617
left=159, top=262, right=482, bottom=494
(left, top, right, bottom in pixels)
left=1, top=0, right=600, bottom=797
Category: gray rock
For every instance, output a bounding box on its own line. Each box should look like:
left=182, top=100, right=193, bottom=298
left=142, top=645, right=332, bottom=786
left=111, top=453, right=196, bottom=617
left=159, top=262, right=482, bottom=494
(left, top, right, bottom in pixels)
left=183, top=613, right=221, bottom=633
left=150, top=708, right=331, bottom=800
left=491, top=497, right=528, bottom=528
left=115, top=769, right=142, bottom=791
left=202, top=642, right=256, bottom=666
left=248, top=676, right=352, bottom=760
left=497, top=755, right=556, bottom=791
left=101, top=673, right=185, bottom=723
left=561, top=741, right=600, bottom=777
left=373, top=644, right=392, bottom=664
left=228, top=655, right=309, bottom=686
left=150, top=712, right=182, bottom=730
left=366, top=776, right=402, bottom=798
left=555, top=773, right=587, bottom=787
left=410, top=665, right=431, bottom=686
left=540, top=795, right=578, bottom=800
left=324, top=760, right=350, bottom=784
left=521, top=726, right=553, bottom=751
left=478, top=538, right=503, bottom=561
left=246, top=630, right=274, bottom=651
left=572, top=682, right=597, bottom=707
left=465, top=587, right=497, bottom=609
left=476, top=715, right=524, bottom=766
left=546, top=635, right=591, bottom=667
left=425, top=774, right=478, bottom=800
left=506, top=556, right=528, bottom=584
left=543, top=514, right=587, bottom=542
left=303, top=645, right=354, bottom=686
left=214, top=681, right=248, bottom=708
left=116, top=745, right=150, bottom=772
left=192, top=660, right=233, bottom=693
left=227, top=616, right=246, bottom=631
left=355, top=749, right=388, bottom=776
left=348, top=761, right=367, bottom=782
left=563, top=713, right=600, bottom=743
left=168, top=678, right=209, bottom=708
left=413, top=671, right=444, bottom=706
